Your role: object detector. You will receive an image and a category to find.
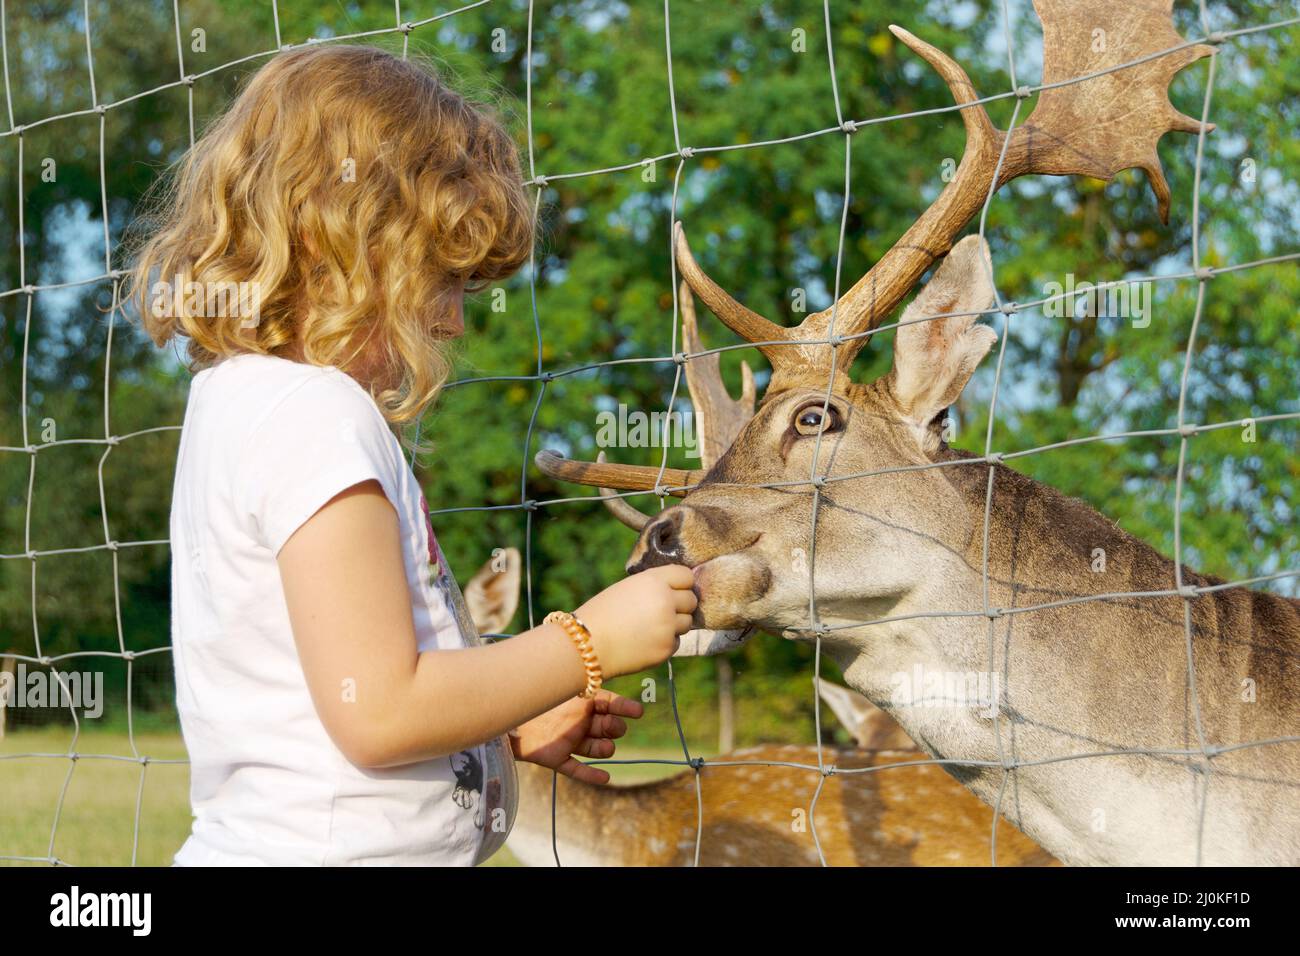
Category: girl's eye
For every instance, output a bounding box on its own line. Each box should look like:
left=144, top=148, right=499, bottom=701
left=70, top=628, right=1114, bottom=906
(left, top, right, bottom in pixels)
left=793, top=403, right=842, bottom=435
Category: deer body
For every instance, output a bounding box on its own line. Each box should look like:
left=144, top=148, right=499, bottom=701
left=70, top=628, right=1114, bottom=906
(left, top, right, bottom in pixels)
left=509, top=744, right=1057, bottom=867
left=505, top=681, right=1056, bottom=867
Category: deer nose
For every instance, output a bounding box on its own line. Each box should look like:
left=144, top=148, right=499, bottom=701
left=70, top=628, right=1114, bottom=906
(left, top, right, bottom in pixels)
left=627, top=509, right=686, bottom=573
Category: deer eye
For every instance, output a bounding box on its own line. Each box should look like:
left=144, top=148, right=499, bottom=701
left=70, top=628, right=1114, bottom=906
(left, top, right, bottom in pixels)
left=793, top=401, right=842, bottom=436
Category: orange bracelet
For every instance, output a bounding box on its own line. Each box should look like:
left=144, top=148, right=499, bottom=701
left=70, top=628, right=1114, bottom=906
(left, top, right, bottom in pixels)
left=545, top=610, right=603, bottom=700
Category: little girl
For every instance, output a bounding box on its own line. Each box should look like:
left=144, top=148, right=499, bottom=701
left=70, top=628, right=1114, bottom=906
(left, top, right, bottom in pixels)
left=125, top=43, right=695, bottom=866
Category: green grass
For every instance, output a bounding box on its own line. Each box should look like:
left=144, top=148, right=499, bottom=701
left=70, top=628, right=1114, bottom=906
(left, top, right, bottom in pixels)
left=1, top=727, right=702, bottom=867
left=0, top=727, right=191, bottom=867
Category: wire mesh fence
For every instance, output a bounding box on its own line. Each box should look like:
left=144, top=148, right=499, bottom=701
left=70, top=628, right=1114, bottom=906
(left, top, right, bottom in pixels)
left=1, top=0, right=1297, bottom=867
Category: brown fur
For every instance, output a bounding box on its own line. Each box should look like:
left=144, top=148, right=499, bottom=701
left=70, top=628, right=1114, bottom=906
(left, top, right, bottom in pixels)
left=510, top=746, right=1057, bottom=867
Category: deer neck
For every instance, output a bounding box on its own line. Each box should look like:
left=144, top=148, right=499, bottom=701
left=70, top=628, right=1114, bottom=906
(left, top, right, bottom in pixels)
left=826, top=451, right=1300, bottom=865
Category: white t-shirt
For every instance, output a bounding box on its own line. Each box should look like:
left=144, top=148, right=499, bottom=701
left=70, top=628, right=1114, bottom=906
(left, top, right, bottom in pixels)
left=168, top=352, right=516, bottom=866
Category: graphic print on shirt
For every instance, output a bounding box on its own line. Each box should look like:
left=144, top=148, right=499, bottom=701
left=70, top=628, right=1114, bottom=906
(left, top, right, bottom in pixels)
left=417, top=490, right=513, bottom=854
left=449, top=748, right=485, bottom=827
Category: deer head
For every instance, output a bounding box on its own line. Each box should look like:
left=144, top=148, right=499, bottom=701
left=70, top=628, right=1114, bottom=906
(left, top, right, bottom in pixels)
left=539, top=0, right=1215, bottom=639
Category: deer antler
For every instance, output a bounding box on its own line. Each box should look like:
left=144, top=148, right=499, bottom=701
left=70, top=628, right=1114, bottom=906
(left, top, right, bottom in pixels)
left=597, top=452, right=652, bottom=531
left=536, top=449, right=702, bottom=496
left=540, top=0, right=1212, bottom=494
left=680, top=281, right=757, bottom=464
left=539, top=281, right=755, bottom=506
left=674, top=0, right=1214, bottom=389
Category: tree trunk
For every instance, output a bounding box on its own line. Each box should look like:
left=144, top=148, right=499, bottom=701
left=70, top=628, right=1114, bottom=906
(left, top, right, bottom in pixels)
left=717, top=657, right=735, bottom=753
left=0, top=652, right=17, bottom=739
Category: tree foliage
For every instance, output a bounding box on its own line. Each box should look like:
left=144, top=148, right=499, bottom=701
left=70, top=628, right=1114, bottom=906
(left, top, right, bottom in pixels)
left=1, top=0, right=1294, bottom=743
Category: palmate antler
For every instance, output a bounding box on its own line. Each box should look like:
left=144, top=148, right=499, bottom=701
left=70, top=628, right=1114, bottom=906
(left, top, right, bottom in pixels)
left=538, top=0, right=1213, bottom=493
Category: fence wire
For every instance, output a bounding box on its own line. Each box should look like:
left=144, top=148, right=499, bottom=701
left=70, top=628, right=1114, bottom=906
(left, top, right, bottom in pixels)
left=0, top=0, right=1297, bottom=868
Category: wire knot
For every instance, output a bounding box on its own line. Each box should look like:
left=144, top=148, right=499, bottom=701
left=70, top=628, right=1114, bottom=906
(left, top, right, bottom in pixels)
left=1177, top=584, right=1199, bottom=599
left=1195, top=266, right=1214, bottom=281
left=1178, top=423, right=1198, bottom=438
left=986, top=452, right=1004, bottom=465
left=1000, top=300, right=1018, bottom=315
left=678, top=146, right=695, bottom=159
left=840, top=119, right=858, bottom=134
left=533, top=174, right=549, bottom=187
left=673, top=351, right=687, bottom=365
left=522, top=499, right=539, bottom=512
left=1015, top=85, right=1033, bottom=99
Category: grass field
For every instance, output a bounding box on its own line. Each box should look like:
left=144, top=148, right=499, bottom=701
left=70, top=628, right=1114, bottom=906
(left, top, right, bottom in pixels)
left=0, top=727, right=693, bottom=867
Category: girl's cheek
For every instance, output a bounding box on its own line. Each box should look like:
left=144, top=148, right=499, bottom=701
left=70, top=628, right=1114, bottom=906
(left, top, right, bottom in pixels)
left=441, top=303, right=465, bottom=337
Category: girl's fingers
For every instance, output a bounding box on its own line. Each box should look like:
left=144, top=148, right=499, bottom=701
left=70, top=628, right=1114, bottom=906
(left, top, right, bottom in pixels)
left=588, top=713, right=628, bottom=740
left=576, top=737, right=615, bottom=759
left=594, top=690, right=643, bottom=720
left=675, top=588, right=699, bottom=613
left=658, top=564, right=695, bottom=590
left=675, top=613, right=694, bottom=634
left=556, top=756, right=611, bottom=786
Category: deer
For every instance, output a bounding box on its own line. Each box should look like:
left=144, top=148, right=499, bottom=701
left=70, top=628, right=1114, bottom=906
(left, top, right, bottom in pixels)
left=535, top=0, right=1300, bottom=866
left=504, top=678, right=1057, bottom=867
left=463, top=336, right=1055, bottom=867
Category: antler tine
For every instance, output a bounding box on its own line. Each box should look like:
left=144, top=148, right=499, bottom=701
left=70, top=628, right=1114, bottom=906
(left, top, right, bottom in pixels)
left=541, top=284, right=755, bottom=520
left=534, top=449, right=704, bottom=497
left=596, top=452, right=651, bottom=531
left=790, top=23, right=1005, bottom=370
left=673, top=221, right=791, bottom=367
left=888, top=25, right=998, bottom=150
left=680, top=279, right=756, bottom=469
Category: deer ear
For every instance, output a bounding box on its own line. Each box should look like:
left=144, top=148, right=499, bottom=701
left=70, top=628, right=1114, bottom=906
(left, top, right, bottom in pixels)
left=889, top=235, right=998, bottom=437
left=463, top=547, right=522, bottom=635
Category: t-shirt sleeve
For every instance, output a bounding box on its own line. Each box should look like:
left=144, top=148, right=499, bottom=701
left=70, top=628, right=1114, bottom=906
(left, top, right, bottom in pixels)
left=236, top=373, right=401, bottom=555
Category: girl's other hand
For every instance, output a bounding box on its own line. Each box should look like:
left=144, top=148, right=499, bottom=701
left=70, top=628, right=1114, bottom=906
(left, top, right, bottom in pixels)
left=510, top=690, right=643, bottom=784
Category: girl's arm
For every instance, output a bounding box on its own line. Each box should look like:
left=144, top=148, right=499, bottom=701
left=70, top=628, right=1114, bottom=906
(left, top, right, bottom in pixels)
left=277, top=480, right=694, bottom=769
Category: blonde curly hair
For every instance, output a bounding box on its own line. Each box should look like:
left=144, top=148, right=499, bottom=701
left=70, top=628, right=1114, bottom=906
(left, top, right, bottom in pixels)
left=123, top=42, right=534, bottom=424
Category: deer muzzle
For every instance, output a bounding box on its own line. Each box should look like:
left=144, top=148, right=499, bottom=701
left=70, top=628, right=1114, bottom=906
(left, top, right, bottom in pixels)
left=625, top=509, right=689, bottom=573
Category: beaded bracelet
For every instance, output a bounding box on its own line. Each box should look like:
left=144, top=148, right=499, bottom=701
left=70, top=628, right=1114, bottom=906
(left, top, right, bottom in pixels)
left=544, top=610, right=603, bottom=700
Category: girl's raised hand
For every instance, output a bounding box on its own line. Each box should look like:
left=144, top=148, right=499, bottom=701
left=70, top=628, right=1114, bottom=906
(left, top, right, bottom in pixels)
left=575, top=563, right=697, bottom=677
